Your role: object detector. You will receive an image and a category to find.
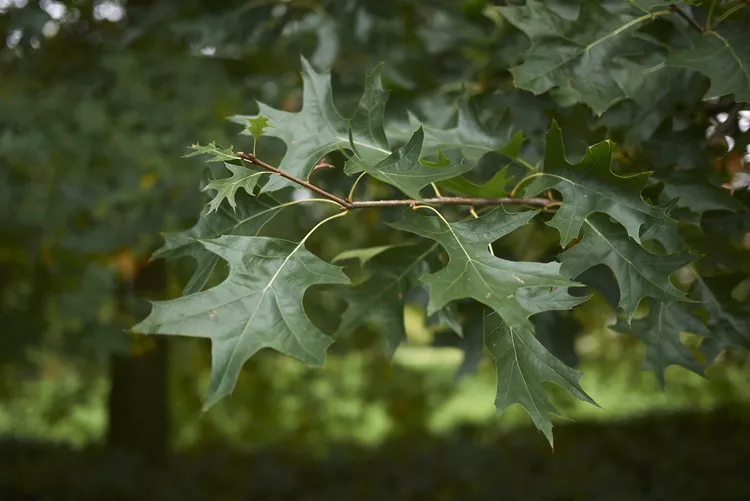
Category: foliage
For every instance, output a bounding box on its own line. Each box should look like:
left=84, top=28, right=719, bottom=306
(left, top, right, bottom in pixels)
left=132, top=0, right=750, bottom=445
left=2, top=0, right=750, bottom=447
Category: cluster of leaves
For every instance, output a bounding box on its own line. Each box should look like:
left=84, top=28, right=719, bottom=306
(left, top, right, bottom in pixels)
left=136, top=0, right=750, bottom=445
left=4, top=0, right=750, bottom=446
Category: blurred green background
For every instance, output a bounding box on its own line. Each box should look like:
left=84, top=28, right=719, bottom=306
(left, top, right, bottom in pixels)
left=1, top=1, right=749, bottom=500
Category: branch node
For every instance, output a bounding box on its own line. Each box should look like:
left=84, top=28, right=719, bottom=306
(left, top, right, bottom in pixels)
left=670, top=5, right=706, bottom=34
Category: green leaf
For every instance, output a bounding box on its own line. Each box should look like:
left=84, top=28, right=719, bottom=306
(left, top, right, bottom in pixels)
left=497, top=1, right=671, bottom=115
left=133, top=235, right=350, bottom=409
left=389, top=99, right=523, bottom=168
left=426, top=301, right=464, bottom=338
left=152, top=194, right=288, bottom=295
left=231, top=58, right=391, bottom=192
left=611, top=299, right=709, bottom=387
left=334, top=241, right=437, bottom=354
left=693, top=274, right=750, bottom=362
left=387, top=207, right=595, bottom=443
left=388, top=207, right=582, bottom=317
left=352, top=127, right=473, bottom=199
left=203, top=163, right=268, bottom=213
left=668, top=13, right=750, bottom=103
left=559, top=214, right=697, bottom=322
left=332, top=243, right=413, bottom=267
left=484, top=308, right=596, bottom=446
left=658, top=170, right=747, bottom=221
left=437, top=167, right=512, bottom=198
left=184, top=142, right=240, bottom=163
left=524, top=121, right=676, bottom=247
left=246, top=115, right=273, bottom=140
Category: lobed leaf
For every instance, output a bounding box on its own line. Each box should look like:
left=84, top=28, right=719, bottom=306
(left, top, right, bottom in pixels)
left=611, top=299, right=709, bottom=387
left=152, top=194, right=289, bottom=294
left=134, top=235, right=350, bottom=409
left=388, top=207, right=595, bottom=443
left=202, top=163, right=268, bottom=214
left=559, top=214, right=697, bottom=322
left=524, top=121, right=678, bottom=247
left=497, top=0, right=672, bottom=115
left=334, top=241, right=438, bottom=354
left=231, top=58, right=392, bottom=192
left=693, top=274, right=750, bottom=362
left=668, top=13, right=750, bottom=103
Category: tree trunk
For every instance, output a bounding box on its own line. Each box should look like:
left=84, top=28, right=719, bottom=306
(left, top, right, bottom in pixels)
left=106, top=255, right=170, bottom=461
left=106, top=337, right=169, bottom=461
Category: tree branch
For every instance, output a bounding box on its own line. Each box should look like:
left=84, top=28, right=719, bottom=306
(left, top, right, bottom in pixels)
left=237, top=152, right=554, bottom=211
left=347, top=197, right=551, bottom=209
left=670, top=5, right=705, bottom=33
left=238, top=152, right=352, bottom=208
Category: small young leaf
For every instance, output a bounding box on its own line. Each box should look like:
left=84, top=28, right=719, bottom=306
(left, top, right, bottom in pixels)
left=202, top=163, right=268, bottom=213
left=246, top=115, right=273, bottom=140
left=185, top=142, right=239, bottom=163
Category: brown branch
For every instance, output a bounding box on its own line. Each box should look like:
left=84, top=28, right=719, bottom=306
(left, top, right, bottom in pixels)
left=670, top=5, right=705, bottom=33
left=347, top=197, right=551, bottom=209
left=237, top=152, right=554, bottom=211
left=238, top=152, right=352, bottom=208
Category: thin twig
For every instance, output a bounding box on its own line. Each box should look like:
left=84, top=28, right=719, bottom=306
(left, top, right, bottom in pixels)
left=347, top=197, right=551, bottom=209
left=670, top=5, right=705, bottom=33
left=238, top=152, right=352, bottom=209
left=238, top=152, right=555, bottom=211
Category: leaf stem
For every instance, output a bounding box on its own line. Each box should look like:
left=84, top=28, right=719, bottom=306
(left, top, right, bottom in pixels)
left=714, top=1, right=748, bottom=25
left=347, top=171, right=368, bottom=201
left=431, top=182, right=443, bottom=198
left=510, top=172, right=545, bottom=198
left=238, top=152, right=555, bottom=211
left=469, top=206, right=495, bottom=256
left=278, top=198, right=343, bottom=209
left=298, top=209, right=351, bottom=247
left=706, top=0, right=717, bottom=29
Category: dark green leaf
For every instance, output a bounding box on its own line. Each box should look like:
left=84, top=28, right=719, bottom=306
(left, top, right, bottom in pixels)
left=352, top=127, right=473, bottom=199
left=668, top=13, right=750, bottom=103
left=498, top=1, right=671, bottom=115
left=334, top=241, right=437, bottom=354
left=611, top=299, right=709, bottom=387
left=232, top=59, right=392, bottom=192
left=524, top=122, right=677, bottom=247
left=484, top=308, right=596, bottom=446
left=152, top=194, right=288, bottom=294
left=559, top=214, right=697, bottom=322
left=134, top=235, right=350, bottom=409
left=694, top=274, right=750, bottom=362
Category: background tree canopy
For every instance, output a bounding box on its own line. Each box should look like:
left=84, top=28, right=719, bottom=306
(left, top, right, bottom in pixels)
left=1, top=0, right=750, bottom=499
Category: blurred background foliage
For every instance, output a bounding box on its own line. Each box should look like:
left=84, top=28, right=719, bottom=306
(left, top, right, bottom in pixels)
left=1, top=0, right=750, bottom=499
